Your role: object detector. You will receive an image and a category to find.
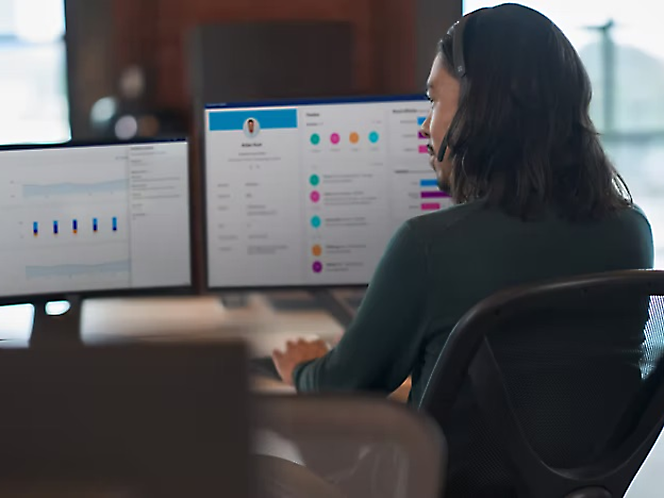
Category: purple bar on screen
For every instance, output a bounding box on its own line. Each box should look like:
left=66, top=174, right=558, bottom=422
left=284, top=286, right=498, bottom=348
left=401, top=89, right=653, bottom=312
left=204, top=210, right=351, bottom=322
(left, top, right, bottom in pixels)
left=418, top=131, right=427, bottom=139
left=421, top=191, right=448, bottom=199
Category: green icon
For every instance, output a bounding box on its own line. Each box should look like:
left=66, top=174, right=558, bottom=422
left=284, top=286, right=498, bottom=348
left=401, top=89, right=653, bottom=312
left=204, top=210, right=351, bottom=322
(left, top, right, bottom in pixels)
left=309, top=174, right=320, bottom=187
left=311, top=216, right=322, bottom=229
left=310, top=133, right=321, bottom=145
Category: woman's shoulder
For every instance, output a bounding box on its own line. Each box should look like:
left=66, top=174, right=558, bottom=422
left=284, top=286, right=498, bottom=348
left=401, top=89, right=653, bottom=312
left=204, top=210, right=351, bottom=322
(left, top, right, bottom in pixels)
left=609, top=203, right=653, bottom=235
left=407, top=200, right=487, bottom=233
left=622, top=203, right=651, bottom=224
left=402, top=199, right=653, bottom=243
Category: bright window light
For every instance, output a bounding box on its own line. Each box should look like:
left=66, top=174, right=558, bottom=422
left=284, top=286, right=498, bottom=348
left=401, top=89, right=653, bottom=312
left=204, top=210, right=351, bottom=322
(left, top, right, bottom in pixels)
left=13, top=0, right=65, bottom=43
left=0, top=0, right=70, bottom=145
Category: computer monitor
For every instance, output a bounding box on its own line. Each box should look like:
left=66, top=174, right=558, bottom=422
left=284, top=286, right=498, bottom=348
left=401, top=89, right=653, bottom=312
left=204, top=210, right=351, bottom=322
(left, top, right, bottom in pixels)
left=0, top=139, right=192, bottom=341
left=203, top=95, right=452, bottom=290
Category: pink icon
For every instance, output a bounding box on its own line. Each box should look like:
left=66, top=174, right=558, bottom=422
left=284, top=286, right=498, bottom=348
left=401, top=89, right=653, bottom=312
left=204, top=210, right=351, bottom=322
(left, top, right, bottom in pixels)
left=312, top=261, right=323, bottom=273
left=330, top=133, right=340, bottom=145
left=310, top=191, right=321, bottom=203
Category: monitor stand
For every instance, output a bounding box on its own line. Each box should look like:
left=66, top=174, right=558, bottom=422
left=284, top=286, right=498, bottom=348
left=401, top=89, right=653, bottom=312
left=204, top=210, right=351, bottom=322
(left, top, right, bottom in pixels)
left=29, top=296, right=84, bottom=348
left=219, top=288, right=363, bottom=328
left=219, top=293, right=250, bottom=310
left=251, top=288, right=364, bottom=328
left=309, top=289, right=357, bottom=329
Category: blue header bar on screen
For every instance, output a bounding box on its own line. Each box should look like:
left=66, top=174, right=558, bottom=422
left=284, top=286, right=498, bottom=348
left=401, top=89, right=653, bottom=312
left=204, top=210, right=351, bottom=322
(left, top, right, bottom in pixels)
left=208, top=109, right=298, bottom=132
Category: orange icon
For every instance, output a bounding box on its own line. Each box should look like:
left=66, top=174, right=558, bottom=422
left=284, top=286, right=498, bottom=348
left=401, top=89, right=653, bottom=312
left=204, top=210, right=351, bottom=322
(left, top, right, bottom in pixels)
left=312, top=245, right=323, bottom=257
left=349, top=132, right=360, bottom=144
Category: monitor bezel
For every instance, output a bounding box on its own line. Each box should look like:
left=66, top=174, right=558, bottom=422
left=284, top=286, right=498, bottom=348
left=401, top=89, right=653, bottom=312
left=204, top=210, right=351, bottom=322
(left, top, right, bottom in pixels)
left=0, top=137, right=195, bottom=305
left=200, top=93, right=429, bottom=293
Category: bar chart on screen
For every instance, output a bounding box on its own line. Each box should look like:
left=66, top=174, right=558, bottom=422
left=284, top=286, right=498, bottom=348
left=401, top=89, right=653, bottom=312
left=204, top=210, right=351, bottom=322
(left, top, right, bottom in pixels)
left=11, top=209, right=131, bottom=291
left=0, top=141, right=191, bottom=298
left=17, top=212, right=128, bottom=244
left=16, top=218, right=132, bottom=290
left=0, top=149, right=132, bottom=293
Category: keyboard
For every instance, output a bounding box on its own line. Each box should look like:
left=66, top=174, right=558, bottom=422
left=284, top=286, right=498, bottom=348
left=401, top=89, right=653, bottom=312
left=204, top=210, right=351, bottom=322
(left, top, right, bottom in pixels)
left=250, top=356, right=281, bottom=379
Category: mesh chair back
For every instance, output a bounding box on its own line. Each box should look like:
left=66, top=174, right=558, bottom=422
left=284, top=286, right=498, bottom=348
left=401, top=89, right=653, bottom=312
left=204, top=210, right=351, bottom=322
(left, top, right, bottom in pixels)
left=253, top=395, right=446, bottom=498
left=420, top=270, right=664, bottom=498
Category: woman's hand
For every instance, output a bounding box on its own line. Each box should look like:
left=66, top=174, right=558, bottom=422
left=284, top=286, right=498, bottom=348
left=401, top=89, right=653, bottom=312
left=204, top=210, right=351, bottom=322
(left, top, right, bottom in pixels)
left=272, top=339, right=329, bottom=385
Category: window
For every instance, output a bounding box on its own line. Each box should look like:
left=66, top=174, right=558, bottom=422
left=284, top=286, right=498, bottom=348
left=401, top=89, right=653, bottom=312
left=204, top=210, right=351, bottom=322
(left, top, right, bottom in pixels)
left=0, top=0, right=70, bottom=145
left=463, top=1, right=664, bottom=267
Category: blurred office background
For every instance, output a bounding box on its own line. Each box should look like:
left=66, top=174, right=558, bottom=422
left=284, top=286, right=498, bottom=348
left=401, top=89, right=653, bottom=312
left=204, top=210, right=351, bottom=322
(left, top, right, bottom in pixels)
left=2, top=0, right=663, bottom=265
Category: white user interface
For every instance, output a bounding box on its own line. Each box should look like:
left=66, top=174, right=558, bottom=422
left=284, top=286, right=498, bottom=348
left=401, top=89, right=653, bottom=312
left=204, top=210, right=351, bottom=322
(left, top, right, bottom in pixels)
left=205, top=97, right=452, bottom=288
left=0, top=140, right=191, bottom=298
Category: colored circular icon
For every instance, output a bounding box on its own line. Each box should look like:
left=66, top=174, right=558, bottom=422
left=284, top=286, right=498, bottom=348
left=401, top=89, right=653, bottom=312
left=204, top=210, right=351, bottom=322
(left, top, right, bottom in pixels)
left=309, top=174, right=320, bottom=186
left=310, top=133, right=321, bottom=145
left=311, top=216, right=322, bottom=229
left=330, top=133, right=341, bottom=145
left=310, top=191, right=321, bottom=203
left=369, top=131, right=380, bottom=144
left=312, top=261, right=323, bottom=273
left=312, top=245, right=323, bottom=257
left=349, top=132, right=360, bottom=144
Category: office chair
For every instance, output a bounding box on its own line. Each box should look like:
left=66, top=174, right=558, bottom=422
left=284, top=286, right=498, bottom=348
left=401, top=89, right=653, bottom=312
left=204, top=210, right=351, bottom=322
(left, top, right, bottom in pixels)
left=255, top=454, right=346, bottom=498
left=254, top=395, right=446, bottom=498
left=419, top=269, right=664, bottom=498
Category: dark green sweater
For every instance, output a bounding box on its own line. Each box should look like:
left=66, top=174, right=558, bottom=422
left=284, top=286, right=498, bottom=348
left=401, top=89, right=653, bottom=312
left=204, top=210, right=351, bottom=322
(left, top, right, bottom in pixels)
left=293, top=200, right=654, bottom=404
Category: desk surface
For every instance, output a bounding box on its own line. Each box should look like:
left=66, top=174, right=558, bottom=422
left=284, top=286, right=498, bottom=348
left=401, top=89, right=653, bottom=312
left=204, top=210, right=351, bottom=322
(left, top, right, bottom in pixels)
left=0, top=292, right=411, bottom=402
left=0, top=293, right=344, bottom=351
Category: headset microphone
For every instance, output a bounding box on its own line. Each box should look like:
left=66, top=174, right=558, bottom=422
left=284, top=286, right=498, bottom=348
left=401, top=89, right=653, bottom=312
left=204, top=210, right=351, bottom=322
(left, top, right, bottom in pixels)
left=437, top=131, right=450, bottom=163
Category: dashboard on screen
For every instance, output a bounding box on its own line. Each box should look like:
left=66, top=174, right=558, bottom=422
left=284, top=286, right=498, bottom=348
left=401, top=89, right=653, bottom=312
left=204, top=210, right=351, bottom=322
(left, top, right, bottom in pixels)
left=204, top=96, right=453, bottom=289
left=0, top=140, right=191, bottom=300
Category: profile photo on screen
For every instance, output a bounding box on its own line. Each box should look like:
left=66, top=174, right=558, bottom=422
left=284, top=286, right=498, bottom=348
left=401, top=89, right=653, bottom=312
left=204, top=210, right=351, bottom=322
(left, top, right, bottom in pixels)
left=243, top=118, right=260, bottom=138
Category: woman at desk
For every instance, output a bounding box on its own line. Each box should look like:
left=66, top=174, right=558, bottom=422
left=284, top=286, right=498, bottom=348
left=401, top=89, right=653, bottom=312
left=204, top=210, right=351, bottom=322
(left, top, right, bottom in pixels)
left=273, top=3, right=653, bottom=495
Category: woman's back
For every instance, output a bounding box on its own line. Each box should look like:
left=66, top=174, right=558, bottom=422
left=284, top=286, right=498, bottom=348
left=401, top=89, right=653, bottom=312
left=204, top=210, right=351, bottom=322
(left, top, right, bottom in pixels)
left=409, top=200, right=652, bottom=496
left=409, top=200, right=653, bottom=404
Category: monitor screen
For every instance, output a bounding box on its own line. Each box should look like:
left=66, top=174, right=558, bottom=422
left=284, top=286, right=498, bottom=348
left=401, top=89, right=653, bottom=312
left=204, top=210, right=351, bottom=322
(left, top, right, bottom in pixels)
left=204, top=96, right=452, bottom=289
left=0, top=139, right=191, bottom=301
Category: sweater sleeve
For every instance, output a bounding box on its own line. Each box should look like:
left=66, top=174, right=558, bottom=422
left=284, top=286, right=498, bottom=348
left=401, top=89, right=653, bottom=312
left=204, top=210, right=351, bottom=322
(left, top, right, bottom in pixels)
left=293, top=220, right=430, bottom=395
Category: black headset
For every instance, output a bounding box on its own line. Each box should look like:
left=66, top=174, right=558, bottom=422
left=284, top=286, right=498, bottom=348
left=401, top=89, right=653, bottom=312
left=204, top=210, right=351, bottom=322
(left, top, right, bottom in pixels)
left=437, top=14, right=470, bottom=164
